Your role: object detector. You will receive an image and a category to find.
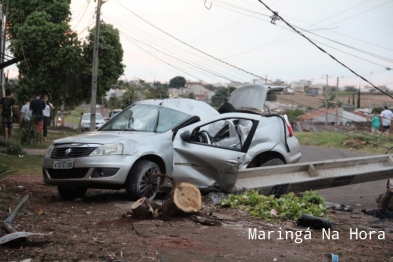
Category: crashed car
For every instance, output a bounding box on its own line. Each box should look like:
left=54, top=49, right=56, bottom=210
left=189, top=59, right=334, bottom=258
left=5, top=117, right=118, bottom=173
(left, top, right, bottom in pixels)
left=42, top=84, right=301, bottom=200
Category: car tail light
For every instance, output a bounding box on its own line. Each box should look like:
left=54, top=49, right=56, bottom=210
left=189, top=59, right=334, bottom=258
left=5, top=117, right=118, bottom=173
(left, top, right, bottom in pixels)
left=282, top=114, right=294, bottom=137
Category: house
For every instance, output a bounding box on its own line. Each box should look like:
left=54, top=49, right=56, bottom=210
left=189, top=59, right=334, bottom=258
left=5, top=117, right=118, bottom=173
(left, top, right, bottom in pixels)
left=298, top=108, right=367, bottom=132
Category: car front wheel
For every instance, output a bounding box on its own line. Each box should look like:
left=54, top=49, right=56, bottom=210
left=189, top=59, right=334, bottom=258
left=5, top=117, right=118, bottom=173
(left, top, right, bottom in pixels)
left=125, top=160, right=161, bottom=201
left=261, top=158, right=285, bottom=166
left=58, top=186, right=87, bottom=200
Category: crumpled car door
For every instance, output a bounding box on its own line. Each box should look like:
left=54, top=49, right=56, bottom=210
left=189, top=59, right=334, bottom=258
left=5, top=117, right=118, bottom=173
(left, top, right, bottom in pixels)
left=172, top=120, right=250, bottom=191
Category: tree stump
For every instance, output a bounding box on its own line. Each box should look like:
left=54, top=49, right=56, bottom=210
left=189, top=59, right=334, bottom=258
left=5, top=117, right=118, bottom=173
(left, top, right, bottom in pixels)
left=161, top=182, right=202, bottom=218
left=131, top=197, right=161, bottom=220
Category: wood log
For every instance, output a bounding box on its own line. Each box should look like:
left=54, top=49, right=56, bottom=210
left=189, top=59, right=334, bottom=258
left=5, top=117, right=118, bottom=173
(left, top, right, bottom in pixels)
left=161, top=182, right=202, bottom=218
left=131, top=197, right=161, bottom=220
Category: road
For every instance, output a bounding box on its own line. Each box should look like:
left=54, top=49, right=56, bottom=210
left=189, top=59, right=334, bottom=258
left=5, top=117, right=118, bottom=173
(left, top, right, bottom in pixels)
left=299, top=145, right=386, bottom=210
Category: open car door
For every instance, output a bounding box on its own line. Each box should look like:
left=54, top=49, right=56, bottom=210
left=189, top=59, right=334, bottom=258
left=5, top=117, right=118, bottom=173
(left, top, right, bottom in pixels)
left=172, top=114, right=258, bottom=191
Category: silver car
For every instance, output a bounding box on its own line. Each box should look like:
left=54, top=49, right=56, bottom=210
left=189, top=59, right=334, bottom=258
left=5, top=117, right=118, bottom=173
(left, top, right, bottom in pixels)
left=80, top=113, right=106, bottom=131
left=43, top=84, right=301, bottom=200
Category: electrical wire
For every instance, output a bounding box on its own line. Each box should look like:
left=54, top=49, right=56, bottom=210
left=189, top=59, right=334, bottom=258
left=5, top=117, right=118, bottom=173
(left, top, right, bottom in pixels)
left=113, top=0, right=272, bottom=83
left=257, top=0, right=393, bottom=99
left=72, top=0, right=91, bottom=30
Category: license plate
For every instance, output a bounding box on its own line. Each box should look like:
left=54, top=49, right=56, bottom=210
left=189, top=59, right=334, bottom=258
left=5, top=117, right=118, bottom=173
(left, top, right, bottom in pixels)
left=53, top=159, right=74, bottom=169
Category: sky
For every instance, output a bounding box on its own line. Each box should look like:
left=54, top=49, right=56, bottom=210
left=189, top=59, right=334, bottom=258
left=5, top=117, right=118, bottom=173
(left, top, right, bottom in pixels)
left=18, top=0, right=393, bottom=89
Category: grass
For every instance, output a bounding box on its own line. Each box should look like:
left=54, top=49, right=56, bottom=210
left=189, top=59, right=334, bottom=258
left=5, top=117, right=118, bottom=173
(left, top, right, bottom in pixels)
left=295, top=131, right=393, bottom=154
left=64, top=106, right=86, bottom=125
left=0, top=154, right=43, bottom=175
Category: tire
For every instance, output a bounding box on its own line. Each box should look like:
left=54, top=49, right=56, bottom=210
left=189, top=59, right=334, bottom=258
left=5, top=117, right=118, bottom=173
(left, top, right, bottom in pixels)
left=58, top=186, right=87, bottom=200
left=261, top=158, right=285, bottom=166
left=125, top=160, right=161, bottom=201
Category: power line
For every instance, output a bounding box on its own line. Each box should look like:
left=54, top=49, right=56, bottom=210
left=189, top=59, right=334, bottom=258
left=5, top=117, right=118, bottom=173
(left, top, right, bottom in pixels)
left=257, top=0, right=393, bottom=99
left=113, top=0, right=272, bottom=83
left=72, top=0, right=91, bottom=30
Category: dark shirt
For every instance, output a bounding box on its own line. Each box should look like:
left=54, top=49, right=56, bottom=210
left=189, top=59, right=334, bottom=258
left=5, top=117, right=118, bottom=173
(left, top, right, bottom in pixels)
left=30, top=98, right=46, bottom=121
left=1, top=97, right=14, bottom=116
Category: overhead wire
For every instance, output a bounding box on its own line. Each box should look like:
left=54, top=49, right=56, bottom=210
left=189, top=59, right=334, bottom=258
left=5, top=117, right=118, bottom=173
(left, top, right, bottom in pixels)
left=257, top=0, right=393, bottom=99
left=113, top=0, right=272, bottom=83
left=72, top=0, right=91, bottom=30
left=102, top=14, right=251, bottom=82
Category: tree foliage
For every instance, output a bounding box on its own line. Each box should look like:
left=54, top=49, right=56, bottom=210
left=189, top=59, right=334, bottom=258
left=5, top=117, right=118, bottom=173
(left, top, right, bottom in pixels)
left=282, top=108, right=305, bottom=124
left=211, top=87, right=236, bottom=107
left=169, top=76, right=186, bottom=88
left=8, top=0, right=124, bottom=109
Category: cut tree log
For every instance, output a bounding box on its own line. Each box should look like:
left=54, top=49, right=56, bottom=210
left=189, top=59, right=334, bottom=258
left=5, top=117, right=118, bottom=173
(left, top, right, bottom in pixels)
left=161, top=182, right=202, bottom=218
left=131, top=197, right=161, bottom=220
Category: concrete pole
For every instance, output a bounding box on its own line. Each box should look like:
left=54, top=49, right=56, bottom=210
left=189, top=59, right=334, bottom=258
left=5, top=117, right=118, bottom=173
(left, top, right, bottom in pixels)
left=325, top=75, right=328, bottom=131
left=335, top=77, right=339, bottom=131
left=90, top=0, right=103, bottom=131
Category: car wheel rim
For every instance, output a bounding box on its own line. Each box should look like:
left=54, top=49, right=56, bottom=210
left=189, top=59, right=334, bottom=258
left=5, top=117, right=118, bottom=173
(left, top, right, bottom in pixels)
left=139, top=166, right=160, bottom=199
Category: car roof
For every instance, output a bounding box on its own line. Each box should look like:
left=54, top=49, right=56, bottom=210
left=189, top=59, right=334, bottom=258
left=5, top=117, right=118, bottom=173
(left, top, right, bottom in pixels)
left=135, top=98, right=220, bottom=121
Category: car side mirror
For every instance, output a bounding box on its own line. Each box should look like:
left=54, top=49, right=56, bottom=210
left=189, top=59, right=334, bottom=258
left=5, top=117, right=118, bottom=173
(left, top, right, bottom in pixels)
left=180, top=130, right=191, bottom=142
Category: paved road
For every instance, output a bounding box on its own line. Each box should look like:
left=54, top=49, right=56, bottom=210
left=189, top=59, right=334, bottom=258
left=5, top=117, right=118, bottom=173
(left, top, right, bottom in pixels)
left=299, top=145, right=386, bottom=210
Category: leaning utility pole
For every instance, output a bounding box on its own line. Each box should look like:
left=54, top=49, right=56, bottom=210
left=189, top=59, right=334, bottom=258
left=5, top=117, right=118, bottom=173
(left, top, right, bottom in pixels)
left=325, top=74, right=329, bottom=131
left=0, top=0, right=9, bottom=98
left=335, top=77, right=339, bottom=131
left=90, top=0, right=105, bottom=131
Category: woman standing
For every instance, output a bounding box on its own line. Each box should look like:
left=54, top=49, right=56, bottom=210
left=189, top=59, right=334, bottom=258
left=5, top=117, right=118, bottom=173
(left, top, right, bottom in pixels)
left=43, top=95, right=55, bottom=141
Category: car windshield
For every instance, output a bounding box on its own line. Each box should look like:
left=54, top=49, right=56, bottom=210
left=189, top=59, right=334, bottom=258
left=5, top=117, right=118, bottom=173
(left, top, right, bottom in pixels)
left=100, top=104, right=191, bottom=132
left=82, top=113, right=104, bottom=121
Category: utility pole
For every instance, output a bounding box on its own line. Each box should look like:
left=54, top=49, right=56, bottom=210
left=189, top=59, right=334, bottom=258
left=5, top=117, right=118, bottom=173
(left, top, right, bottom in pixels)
left=335, top=77, right=339, bottom=131
left=265, top=75, right=267, bottom=84
left=0, top=0, right=9, bottom=98
left=90, top=0, right=106, bottom=131
left=0, top=4, right=3, bottom=98
left=325, top=74, right=329, bottom=131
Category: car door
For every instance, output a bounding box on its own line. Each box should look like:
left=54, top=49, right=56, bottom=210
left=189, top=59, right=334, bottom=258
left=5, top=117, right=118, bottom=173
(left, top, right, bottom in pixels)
left=172, top=113, right=258, bottom=191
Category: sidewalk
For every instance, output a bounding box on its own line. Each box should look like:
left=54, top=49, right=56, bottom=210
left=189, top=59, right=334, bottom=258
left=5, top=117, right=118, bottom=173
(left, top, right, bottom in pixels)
left=24, top=148, right=46, bottom=155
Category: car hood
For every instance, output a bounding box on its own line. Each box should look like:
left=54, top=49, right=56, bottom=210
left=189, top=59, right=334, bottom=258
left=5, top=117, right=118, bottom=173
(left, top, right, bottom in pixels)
left=53, top=131, right=160, bottom=145
left=229, top=84, right=284, bottom=111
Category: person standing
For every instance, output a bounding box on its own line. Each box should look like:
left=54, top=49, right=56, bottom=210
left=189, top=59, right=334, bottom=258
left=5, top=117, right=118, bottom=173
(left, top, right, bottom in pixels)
left=0, top=88, right=15, bottom=139
left=43, top=95, right=55, bottom=141
left=370, top=114, right=380, bottom=134
left=30, top=92, right=46, bottom=136
left=20, top=98, right=32, bottom=128
left=380, top=106, right=393, bottom=134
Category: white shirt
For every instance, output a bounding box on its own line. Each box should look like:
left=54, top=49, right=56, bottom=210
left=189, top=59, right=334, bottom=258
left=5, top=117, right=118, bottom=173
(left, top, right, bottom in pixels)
left=43, top=103, right=53, bottom=117
left=21, top=104, right=32, bottom=120
left=380, top=109, right=393, bottom=126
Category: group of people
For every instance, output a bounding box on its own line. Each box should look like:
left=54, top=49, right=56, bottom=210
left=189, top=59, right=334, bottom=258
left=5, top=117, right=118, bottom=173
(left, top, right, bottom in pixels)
left=0, top=89, right=55, bottom=141
left=371, top=106, right=393, bottom=135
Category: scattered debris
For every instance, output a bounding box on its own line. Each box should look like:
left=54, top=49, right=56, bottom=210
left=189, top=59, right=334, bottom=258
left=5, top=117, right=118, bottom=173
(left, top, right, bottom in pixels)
left=131, top=197, right=160, bottom=220
left=1, top=194, right=52, bottom=245
left=191, top=215, right=222, bottom=226
left=204, top=191, right=227, bottom=204
left=297, top=214, right=332, bottom=229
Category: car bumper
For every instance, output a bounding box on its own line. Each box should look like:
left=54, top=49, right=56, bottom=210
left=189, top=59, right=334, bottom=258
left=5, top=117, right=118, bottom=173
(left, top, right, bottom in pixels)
left=43, top=155, right=139, bottom=187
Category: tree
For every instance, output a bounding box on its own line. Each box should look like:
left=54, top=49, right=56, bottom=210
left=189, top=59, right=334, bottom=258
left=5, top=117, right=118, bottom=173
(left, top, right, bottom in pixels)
left=8, top=1, right=124, bottom=109
left=80, top=23, right=125, bottom=102
left=282, top=108, right=305, bottom=125
left=345, top=86, right=357, bottom=92
left=211, top=87, right=236, bottom=107
left=169, top=76, right=186, bottom=88
left=8, top=0, right=84, bottom=107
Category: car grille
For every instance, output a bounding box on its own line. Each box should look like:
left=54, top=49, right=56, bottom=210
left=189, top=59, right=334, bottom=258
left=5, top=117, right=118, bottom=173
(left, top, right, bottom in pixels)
left=51, top=147, right=98, bottom=159
left=47, top=168, right=89, bottom=179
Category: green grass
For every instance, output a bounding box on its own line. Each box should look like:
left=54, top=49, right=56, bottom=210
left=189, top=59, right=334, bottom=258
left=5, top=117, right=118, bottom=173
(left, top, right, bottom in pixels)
left=295, top=131, right=393, bottom=154
left=0, top=154, right=43, bottom=175
left=63, top=106, right=85, bottom=125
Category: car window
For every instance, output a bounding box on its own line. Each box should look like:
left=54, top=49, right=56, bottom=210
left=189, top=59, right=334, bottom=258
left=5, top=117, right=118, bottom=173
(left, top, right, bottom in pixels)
left=101, top=104, right=191, bottom=132
left=82, top=114, right=104, bottom=121
left=190, top=118, right=254, bottom=151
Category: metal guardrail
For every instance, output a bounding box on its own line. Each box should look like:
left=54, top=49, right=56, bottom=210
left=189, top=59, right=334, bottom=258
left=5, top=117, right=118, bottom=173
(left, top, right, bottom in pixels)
left=235, top=154, right=393, bottom=196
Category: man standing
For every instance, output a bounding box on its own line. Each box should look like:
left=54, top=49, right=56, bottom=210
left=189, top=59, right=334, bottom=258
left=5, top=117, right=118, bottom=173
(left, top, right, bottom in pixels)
left=371, top=114, right=380, bottom=134
left=30, top=92, right=46, bottom=135
left=380, top=106, right=393, bottom=133
left=20, top=98, right=32, bottom=127
left=0, top=88, right=15, bottom=139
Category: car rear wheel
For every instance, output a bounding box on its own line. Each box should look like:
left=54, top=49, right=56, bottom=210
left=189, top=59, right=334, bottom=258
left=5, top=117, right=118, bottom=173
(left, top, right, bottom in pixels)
left=125, top=160, right=161, bottom=201
left=261, top=158, right=285, bottom=166
left=57, top=186, right=87, bottom=200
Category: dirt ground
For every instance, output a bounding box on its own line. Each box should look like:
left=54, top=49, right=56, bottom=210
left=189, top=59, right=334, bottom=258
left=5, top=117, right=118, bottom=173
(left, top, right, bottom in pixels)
left=1, top=174, right=393, bottom=262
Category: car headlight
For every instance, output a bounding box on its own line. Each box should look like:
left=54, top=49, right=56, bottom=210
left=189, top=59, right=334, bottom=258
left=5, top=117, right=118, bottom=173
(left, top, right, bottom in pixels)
left=45, top=144, right=54, bottom=157
left=90, top=143, right=124, bottom=156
